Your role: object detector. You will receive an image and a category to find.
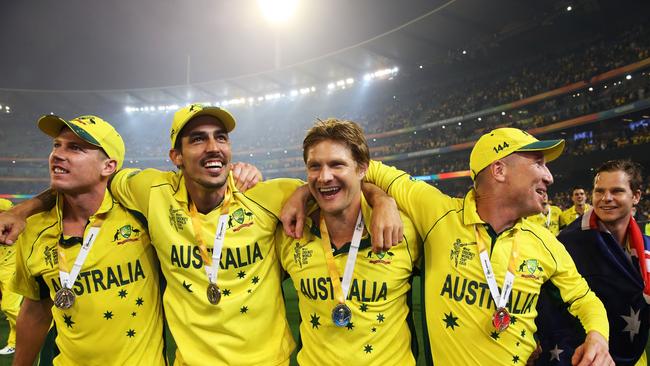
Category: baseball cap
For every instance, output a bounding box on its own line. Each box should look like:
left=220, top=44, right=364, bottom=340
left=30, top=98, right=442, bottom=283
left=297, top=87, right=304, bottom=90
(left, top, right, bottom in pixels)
left=38, top=115, right=126, bottom=170
left=469, top=127, right=564, bottom=180
left=169, top=103, right=236, bottom=149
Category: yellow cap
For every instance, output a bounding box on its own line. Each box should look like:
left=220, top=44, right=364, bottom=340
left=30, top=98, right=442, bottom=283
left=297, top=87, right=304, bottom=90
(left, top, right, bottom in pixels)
left=169, top=103, right=236, bottom=149
left=469, top=127, right=565, bottom=180
left=38, top=115, right=126, bottom=170
left=0, top=198, right=13, bottom=212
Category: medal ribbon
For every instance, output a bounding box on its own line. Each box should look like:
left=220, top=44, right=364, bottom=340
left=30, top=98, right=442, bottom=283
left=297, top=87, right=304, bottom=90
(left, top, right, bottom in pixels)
left=58, top=220, right=104, bottom=290
left=473, top=225, right=518, bottom=310
left=320, top=211, right=364, bottom=305
left=189, top=188, right=232, bottom=285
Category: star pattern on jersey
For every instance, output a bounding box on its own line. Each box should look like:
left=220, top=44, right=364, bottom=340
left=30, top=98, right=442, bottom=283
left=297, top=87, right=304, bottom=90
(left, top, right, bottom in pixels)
left=520, top=330, right=526, bottom=337
left=364, top=344, right=373, bottom=354
left=376, top=313, right=385, bottom=323
left=346, top=322, right=354, bottom=330
left=103, top=311, right=113, bottom=320
left=490, top=331, right=500, bottom=340
left=118, top=289, right=128, bottom=298
left=240, top=306, right=249, bottom=314
left=371, top=327, right=377, bottom=333
left=63, top=314, right=75, bottom=328
left=549, top=344, right=564, bottom=362
left=223, top=288, right=231, bottom=296
left=510, top=315, right=517, bottom=325
left=182, top=281, right=193, bottom=292
left=126, top=329, right=136, bottom=338
left=252, top=276, right=260, bottom=284
left=247, top=289, right=252, bottom=293
left=237, top=270, right=246, bottom=279
left=621, top=306, right=641, bottom=342
left=135, top=297, right=144, bottom=306
left=310, top=313, right=321, bottom=329
left=443, top=312, right=459, bottom=330
left=512, top=355, right=520, bottom=364
left=131, top=311, right=137, bottom=317
left=359, top=303, right=368, bottom=312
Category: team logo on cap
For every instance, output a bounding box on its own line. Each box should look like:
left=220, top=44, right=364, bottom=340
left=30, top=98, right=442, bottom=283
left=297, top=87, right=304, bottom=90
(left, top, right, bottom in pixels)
left=189, top=103, right=203, bottom=112
left=73, top=116, right=97, bottom=125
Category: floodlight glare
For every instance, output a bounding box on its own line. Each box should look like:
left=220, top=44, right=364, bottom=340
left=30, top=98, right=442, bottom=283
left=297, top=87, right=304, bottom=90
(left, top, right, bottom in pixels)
left=566, top=5, right=572, bottom=11
left=258, top=0, right=299, bottom=24
left=626, top=74, right=632, bottom=80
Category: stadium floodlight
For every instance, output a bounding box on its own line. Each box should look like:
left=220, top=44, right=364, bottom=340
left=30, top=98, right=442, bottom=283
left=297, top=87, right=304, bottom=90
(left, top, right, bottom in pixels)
left=363, top=74, right=372, bottom=82
left=588, top=87, right=593, bottom=91
left=327, top=83, right=335, bottom=90
left=336, top=80, right=345, bottom=87
left=290, top=90, right=298, bottom=97
left=626, top=74, right=632, bottom=80
left=345, top=78, right=354, bottom=85
left=462, top=50, right=467, bottom=55
left=477, top=117, right=482, bottom=121
left=501, top=111, right=506, bottom=116
left=258, top=0, right=299, bottom=24
left=566, top=5, right=572, bottom=11
left=419, top=65, right=423, bottom=69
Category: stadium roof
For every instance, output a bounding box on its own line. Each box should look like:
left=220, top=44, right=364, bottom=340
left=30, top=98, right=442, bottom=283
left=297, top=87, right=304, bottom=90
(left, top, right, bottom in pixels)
left=1, top=0, right=648, bottom=110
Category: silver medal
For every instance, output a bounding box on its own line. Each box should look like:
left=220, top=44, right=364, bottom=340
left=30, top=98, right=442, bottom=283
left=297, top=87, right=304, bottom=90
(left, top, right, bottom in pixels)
left=332, top=303, right=352, bottom=327
left=54, top=288, right=76, bottom=310
left=207, top=283, right=221, bottom=305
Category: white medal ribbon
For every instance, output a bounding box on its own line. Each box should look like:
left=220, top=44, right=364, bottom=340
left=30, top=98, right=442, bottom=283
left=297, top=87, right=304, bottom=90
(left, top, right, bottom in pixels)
left=205, top=214, right=229, bottom=284
left=474, top=225, right=517, bottom=310
left=59, top=226, right=101, bottom=289
left=339, top=212, right=365, bottom=300
left=479, top=251, right=515, bottom=309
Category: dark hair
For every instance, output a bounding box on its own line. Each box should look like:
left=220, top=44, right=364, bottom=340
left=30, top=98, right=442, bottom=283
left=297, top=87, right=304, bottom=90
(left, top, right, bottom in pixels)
left=595, top=159, right=643, bottom=192
left=303, top=119, right=369, bottom=167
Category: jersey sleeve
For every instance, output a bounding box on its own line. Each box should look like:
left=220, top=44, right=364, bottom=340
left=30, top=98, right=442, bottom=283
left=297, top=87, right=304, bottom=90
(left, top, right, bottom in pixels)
left=547, top=238, right=609, bottom=339
left=11, top=235, right=43, bottom=300
left=401, top=213, right=422, bottom=269
left=243, top=178, right=304, bottom=218
left=365, top=160, right=453, bottom=238
left=109, top=168, right=159, bottom=217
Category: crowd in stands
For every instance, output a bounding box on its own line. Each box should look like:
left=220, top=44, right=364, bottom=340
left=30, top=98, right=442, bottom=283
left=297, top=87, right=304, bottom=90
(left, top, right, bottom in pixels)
left=1, top=22, right=649, bottom=209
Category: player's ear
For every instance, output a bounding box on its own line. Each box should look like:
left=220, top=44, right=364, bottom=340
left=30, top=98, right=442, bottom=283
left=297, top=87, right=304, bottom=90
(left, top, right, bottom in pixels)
left=169, top=148, right=183, bottom=169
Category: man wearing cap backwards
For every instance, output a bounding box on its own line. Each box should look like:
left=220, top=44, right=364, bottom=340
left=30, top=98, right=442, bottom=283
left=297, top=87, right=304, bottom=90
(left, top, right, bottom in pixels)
left=0, top=199, right=21, bottom=356
left=282, top=127, right=612, bottom=365
left=535, top=160, right=649, bottom=366
left=525, top=191, right=562, bottom=236
left=276, top=119, right=422, bottom=365
left=11, top=115, right=165, bottom=365
left=559, top=187, right=591, bottom=230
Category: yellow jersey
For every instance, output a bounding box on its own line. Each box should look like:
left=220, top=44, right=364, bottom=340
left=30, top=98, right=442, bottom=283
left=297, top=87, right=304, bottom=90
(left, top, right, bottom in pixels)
left=365, top=160, right=608, bottom=365
left=277, top=194, right=421, bottom=365
left=559, top=204, right=591, bottom=229
left=525, top=205, right=562, bottom=235
left=110, top=168, right=300, bottom=365
left=12, top=191, right=165, bottom=366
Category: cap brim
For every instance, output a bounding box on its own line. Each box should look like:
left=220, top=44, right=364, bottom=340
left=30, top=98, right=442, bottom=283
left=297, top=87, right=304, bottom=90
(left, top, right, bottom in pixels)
left=38, top=115, right=101, bottom=146
left=518, top=139, right=565, bottom=163
left=190, top=107, right=236, bottom=133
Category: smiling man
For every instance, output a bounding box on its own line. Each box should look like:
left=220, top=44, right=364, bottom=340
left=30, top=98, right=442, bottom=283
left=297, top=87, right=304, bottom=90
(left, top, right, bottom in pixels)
left=11, top=115, right=165, bottom=366
left=536, top=160, right=649, bottom=366
left=341, top=128, right=611, bottom=365
left=276, top=119, right=421, bottom=365
left=559, top=186, right=591, bottom=229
